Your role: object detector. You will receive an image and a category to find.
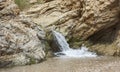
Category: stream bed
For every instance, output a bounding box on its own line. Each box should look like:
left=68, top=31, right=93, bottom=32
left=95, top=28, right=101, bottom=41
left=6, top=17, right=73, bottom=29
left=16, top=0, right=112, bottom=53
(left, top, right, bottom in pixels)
left=1, top=56, right=120, bottom=72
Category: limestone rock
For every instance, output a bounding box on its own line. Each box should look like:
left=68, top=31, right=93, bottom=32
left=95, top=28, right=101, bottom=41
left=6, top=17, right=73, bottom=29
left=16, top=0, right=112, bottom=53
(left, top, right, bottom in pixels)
left=0, top=0, right=20, bottom=19
left=24, top=0, right=120, bottom=56
left=25, top=0, right=119, bottom=40
left=0, top=0, right=46, bottom=67
left=29, top=0, right=37, bottom=4
left=0, top=17, right=46, bottom=67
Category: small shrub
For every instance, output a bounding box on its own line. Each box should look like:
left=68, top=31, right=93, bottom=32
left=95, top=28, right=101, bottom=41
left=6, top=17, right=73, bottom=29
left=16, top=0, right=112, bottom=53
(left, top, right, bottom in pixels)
left=14, top=0, right=29, bottom=10
left=14, top=0, right=45, bottom=10
left=37, top=0, right=45, bottom=4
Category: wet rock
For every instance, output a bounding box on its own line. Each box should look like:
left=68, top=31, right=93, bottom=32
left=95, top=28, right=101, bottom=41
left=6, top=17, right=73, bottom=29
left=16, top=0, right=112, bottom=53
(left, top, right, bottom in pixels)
left=54, top=52, right=66, bottom=56
left=0, top=61, right=12, bottom=68
left=45, top=30, right=61, bottom=52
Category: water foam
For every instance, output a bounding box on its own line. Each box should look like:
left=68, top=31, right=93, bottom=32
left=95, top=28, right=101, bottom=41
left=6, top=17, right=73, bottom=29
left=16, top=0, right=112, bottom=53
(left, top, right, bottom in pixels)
left=54, top=46, right=97, bottom=57
left=52, top=30, right=97, bottom=58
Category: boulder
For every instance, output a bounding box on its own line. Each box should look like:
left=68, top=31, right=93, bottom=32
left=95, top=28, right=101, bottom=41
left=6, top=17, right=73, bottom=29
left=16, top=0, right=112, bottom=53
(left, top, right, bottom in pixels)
left=0, top=0, right=46, bottom=67
left=0, top=17, right=46, bottom=67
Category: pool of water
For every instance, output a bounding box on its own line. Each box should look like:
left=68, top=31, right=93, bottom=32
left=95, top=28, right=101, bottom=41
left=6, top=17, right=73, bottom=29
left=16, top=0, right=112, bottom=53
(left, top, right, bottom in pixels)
left=1, top=56, right=120, bottom=72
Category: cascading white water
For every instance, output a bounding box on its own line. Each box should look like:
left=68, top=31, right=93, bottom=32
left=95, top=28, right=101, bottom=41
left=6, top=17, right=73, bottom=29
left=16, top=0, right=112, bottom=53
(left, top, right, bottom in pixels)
left=52, top=31, right=97, bottom=57
left=52, top=31, right=70, bottom=51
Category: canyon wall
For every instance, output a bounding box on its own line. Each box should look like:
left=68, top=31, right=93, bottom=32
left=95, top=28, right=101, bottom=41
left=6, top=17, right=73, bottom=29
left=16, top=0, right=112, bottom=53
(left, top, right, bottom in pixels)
left=0, top=0, right=120, bottom=67
left=25, top=0, right=119, bottom=55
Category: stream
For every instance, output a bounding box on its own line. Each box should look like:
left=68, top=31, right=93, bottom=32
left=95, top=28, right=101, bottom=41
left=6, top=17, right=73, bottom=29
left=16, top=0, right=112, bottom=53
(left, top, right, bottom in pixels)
left=1, top=56, right=120, bottom=72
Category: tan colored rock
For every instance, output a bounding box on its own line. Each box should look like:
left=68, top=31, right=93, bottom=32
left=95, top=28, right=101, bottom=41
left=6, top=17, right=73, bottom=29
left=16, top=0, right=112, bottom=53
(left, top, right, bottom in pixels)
left=24, top=0, right=120, bottom=56
left=0, top=0, right=6, bottom=10
left=0, top=17, right=46, bottom=67
left=25, top=0, right=119, bottom=39
left=25, top=0, right=81, bottom=36
left=0, top=0, right=20, bottom=19
left=29, top=0, right=37, bottom=4
left=0, top=0, right=47, bottom=67
left=0, top=3, right=46, bottom=65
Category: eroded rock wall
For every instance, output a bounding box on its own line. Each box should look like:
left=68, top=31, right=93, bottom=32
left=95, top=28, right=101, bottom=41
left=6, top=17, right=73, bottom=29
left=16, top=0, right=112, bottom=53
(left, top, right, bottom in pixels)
left=25, top=0, right=119, bottom=39
left=0, top=0, right=46, bottom=67
left=24, top=0, right=120, bottom=55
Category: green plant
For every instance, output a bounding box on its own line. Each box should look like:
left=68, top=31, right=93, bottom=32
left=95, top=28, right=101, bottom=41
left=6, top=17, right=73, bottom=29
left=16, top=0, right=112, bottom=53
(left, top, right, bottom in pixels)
left=14, top=0, right=45, bottom=10
left=29, top=57, right=36, bottom=64
left=37, top=0, right=45, bottom=4
left=14, top=0, right=29, bottom=10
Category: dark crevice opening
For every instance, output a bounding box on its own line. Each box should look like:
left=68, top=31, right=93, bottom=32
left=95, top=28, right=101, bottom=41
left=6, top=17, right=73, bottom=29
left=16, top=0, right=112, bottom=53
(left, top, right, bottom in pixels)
left=88, top=22, right=120, bottom=44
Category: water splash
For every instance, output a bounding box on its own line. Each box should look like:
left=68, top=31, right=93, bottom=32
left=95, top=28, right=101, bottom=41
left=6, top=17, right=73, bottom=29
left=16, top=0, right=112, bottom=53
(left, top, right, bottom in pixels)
left=52, top=31, right=97, bottom=57
left=54, top=46, right=97, bottom=57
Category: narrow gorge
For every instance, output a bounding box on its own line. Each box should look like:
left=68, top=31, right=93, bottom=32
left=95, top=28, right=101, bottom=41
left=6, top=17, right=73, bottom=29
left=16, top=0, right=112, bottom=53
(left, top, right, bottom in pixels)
left=0, top=0, right=120, bottom=72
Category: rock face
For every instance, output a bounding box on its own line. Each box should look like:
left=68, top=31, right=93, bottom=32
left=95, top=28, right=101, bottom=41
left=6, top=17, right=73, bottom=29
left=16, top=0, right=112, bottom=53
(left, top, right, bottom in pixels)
left=24, top=0, right=120, bottom=55
left=0, top=19, right=46, bottom=67
left=25, top=0, right=119, bottom=39
left=0, top=0, right=46, bottom=67
left=0, top=0, right=20, bottom=19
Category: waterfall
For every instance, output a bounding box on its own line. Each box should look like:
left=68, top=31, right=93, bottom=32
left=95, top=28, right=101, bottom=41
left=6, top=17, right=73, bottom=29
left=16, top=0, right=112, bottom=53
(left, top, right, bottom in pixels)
left=52, top=31, right=70, bottom=51
left=52, top=31, right=97, bottom=57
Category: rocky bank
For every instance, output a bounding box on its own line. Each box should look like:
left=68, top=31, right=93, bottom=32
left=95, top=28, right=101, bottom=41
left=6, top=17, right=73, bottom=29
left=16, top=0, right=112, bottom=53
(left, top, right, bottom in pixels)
left=0, top=0, right=45, bottom=67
